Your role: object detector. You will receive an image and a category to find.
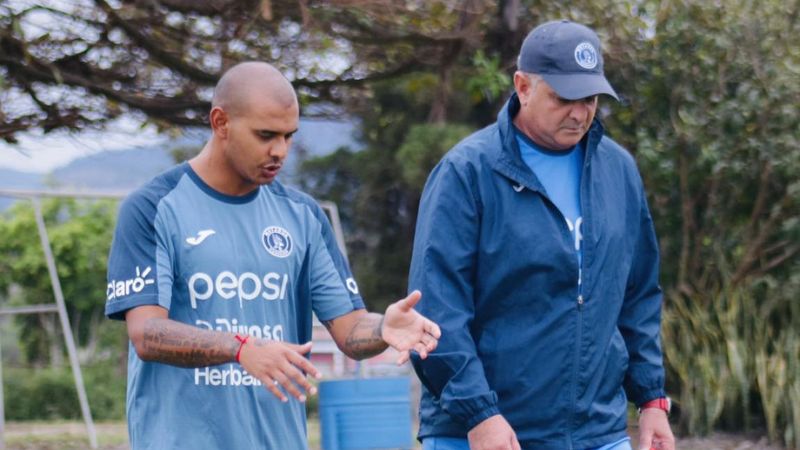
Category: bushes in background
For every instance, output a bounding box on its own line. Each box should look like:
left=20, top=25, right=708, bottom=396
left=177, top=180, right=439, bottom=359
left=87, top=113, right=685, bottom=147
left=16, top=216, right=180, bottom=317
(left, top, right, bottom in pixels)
left=663, top=280, right=800, bottom=448
left=3, top=364, right=126, bottom=421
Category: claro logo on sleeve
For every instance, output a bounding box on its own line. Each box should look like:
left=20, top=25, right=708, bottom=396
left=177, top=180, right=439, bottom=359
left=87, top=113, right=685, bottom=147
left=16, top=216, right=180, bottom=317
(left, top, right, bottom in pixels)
left=107, top=266, right=155, bottom=301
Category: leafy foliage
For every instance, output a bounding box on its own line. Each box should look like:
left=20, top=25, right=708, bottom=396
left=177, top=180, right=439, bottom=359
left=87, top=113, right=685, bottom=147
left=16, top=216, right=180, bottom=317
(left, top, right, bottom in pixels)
left=622, top=3, right=799, bottom=442
left=3, top=364, right=126, bottom=420
left=627, top=0, right=800, bottom=292
left=0, top=198, right=122, bottom=366
left=396, top=123, right=473, bottom=190
left=0, top=0, right=508, bottom=141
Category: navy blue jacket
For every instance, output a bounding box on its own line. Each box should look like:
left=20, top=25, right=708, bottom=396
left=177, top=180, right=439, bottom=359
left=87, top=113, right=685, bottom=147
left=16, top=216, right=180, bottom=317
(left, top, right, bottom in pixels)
left=409, top=94, right=666, bottom=450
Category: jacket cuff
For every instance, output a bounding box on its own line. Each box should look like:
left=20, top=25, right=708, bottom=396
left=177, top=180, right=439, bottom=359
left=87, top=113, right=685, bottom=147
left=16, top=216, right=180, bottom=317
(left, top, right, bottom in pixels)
left=631, top=388, right=666, bottom=407
left=442, top=392, right=500, bottom=429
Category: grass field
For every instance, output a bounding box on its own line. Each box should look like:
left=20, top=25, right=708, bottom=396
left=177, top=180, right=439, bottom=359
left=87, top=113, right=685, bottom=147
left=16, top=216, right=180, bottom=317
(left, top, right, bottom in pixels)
left=1, top=419, right=323, bottom=450
left=0, top=420, right=785, bottom=449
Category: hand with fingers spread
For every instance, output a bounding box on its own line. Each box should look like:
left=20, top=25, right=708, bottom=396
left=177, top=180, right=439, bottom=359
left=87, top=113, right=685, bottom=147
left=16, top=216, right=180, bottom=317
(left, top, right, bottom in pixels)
left=381, top=290, right=442, bottom=365
left=237, top=339, right=321, bottom=403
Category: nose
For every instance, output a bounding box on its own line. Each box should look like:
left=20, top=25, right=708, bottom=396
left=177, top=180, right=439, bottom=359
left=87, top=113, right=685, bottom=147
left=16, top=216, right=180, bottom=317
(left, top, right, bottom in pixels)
left=568, top=102, right=591, bottom=122
left=269, top=136, right=291, bottom=160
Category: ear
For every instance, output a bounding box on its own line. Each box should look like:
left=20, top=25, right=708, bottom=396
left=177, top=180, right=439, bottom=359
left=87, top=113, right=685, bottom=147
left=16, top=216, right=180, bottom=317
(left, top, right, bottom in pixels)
left=513, top=71, right=532, bottom=104
left=209, top=106, right=229, bottom=139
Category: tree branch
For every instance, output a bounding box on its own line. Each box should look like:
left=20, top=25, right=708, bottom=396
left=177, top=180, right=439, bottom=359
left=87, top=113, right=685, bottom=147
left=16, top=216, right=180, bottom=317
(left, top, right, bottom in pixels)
left=731, top=189, right=793, bottom=285
left=94, top=0, right=218, bottom=83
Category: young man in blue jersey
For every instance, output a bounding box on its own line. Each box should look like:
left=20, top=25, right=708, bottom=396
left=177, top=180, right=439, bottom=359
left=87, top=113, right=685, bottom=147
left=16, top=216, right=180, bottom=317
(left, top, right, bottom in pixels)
left=408, top=21, right=675, bottom=450
left=105, top=61, right=441, bottom=450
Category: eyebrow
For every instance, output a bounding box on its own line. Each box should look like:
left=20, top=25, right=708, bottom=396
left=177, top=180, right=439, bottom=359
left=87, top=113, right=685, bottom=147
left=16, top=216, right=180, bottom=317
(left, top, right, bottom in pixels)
left=256, top=128, right=299, bottom=136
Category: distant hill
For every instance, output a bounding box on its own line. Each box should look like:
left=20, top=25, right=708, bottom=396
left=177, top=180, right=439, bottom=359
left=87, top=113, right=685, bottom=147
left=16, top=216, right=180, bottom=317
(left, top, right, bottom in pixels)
left=0, top=168, right=43, bottom=210
left=47, top=118, right=360, bottom=190
left=0, top=118, right=359, bottom=211
left=51, top=145, right=175, bottom=191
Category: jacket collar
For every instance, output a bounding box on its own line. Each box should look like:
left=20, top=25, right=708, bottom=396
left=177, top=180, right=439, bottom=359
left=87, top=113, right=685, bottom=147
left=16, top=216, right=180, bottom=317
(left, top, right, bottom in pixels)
left=493, top=93, right=605, bottom=192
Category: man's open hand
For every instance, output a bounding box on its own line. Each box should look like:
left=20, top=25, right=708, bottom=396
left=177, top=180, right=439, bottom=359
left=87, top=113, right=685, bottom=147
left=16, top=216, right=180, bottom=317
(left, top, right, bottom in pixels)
left=381, top=290, right=442, bottom=364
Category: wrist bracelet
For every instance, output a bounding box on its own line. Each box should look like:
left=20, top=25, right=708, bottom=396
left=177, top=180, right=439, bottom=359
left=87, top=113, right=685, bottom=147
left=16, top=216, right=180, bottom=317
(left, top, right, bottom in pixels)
left=234, top=334, right=249, bottom=363
left=638, top=397, right=671, bottom=415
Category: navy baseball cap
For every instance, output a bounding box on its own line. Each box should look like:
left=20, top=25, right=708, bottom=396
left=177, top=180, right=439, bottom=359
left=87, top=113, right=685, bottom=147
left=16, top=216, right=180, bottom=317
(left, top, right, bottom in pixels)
left=517, top=20, right=619, bottom=101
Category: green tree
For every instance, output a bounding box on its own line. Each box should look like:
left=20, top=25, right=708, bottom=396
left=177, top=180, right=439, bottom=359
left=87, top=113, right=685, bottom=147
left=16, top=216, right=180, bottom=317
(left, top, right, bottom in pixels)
left=0, top=198, right=124, bottom=367
left=620, top=1, right=799, bottom=444
left=0, top=0, right=513, bottom=141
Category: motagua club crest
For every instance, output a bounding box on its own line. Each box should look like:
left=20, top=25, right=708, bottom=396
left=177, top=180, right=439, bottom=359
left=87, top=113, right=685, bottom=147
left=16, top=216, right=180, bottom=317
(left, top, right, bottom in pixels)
left=574, top=42, right=598, bottom=69
left=262, top=226, right=293, bottom=258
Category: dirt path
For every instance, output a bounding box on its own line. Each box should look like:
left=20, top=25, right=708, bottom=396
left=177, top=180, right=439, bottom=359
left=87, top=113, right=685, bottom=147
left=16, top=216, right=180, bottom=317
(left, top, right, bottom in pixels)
left=1, top=422, right=788, bottom=449
left=668, top=433, right=785, bottom=450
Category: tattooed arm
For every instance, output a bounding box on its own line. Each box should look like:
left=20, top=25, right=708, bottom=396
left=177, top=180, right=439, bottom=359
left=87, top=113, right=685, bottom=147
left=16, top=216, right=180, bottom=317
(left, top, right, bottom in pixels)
left=126, top=305, right=239, bottom=367
left=322, top=310, right=388, bottom=360
left=125, top=305, right=320, bottom=402
left=323, top=290, right=441, bottom=364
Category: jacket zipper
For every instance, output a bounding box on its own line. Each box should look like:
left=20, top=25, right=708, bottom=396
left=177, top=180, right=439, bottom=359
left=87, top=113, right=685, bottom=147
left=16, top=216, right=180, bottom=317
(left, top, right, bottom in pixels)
left=569, top=143, right=590, bottom=448
left=536, top=193, right=583, bottom=450
left=564, top=250, right=584, bottom=450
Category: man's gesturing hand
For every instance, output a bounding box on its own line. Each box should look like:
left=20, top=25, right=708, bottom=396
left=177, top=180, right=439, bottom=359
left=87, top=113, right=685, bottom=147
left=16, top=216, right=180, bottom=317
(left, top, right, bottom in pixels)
left=381, top=290, right=442, bottom=365
left=238, top=340, right=321, bottom=403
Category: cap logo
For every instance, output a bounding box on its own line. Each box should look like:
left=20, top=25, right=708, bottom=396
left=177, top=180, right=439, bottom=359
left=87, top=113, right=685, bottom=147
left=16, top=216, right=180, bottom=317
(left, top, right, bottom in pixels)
left=574, top=42, right=598, bottom=69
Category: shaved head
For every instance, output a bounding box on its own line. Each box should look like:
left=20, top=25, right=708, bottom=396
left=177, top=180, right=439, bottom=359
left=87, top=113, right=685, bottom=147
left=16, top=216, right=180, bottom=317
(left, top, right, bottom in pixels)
left=211, top=61, right=297, bottom=118
left=194, top=61, right=300, bottom=195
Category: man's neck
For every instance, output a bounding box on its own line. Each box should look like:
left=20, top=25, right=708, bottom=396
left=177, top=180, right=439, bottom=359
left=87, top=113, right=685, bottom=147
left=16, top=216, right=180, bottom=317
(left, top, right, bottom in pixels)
left=189, top=144, right=258, bottom=197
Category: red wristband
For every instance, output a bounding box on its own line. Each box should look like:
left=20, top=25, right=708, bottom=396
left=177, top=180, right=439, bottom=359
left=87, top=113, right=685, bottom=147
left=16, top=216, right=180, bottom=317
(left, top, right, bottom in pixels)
left=234, top=334, right=249, bottom=363
left=639, top=397, right=671, bottom=415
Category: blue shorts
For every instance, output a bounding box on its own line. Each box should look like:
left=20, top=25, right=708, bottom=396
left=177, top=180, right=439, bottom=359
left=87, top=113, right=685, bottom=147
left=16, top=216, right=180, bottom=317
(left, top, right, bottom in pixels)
left=421, top=436, right=632, bottom=450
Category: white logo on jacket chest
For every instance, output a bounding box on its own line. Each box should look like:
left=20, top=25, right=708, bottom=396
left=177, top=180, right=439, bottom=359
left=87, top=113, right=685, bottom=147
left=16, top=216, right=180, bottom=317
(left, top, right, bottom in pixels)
left=565, top=217, right=583, bottom=251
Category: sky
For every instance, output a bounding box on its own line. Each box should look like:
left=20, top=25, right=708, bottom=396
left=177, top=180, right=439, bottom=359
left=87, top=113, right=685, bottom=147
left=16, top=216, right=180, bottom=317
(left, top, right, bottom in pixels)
left=0, top=117, right=166, bottom=174
left=0, top=115, right=358, bottom=176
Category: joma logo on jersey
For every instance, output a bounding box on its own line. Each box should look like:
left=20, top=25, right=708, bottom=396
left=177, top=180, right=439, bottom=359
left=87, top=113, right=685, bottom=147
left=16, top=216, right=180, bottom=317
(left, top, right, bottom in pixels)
left=188, top=271, right=290, bottom=309
left=107, top=266, right=155, bottom=301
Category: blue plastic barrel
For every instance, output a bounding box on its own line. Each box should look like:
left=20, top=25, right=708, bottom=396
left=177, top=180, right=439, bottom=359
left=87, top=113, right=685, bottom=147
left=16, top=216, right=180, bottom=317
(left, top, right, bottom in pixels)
left=318, top=377, right=413, bottom=450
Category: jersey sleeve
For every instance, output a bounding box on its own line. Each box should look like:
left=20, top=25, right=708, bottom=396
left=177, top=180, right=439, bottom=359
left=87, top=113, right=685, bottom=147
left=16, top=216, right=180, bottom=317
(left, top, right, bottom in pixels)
left=306, top=202, right=365, bottom=322
left=105, top=189, right=173, bottom=320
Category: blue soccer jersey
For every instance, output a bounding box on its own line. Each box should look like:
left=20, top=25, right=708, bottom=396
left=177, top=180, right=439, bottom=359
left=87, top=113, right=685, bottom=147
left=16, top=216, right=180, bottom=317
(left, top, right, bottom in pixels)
left=105, top=163, right=364, bottom=450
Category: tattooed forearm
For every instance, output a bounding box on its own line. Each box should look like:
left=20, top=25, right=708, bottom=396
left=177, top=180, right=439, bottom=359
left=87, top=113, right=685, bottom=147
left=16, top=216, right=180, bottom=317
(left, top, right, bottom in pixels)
left=140, top=318, right=239, bottom=367
left=344, top=313, right=387, bottom=360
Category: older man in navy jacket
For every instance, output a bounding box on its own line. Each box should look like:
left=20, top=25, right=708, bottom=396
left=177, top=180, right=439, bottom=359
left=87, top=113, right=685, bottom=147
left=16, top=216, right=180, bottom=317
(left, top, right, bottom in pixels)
left=409, top=20, right=675, bottom=450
